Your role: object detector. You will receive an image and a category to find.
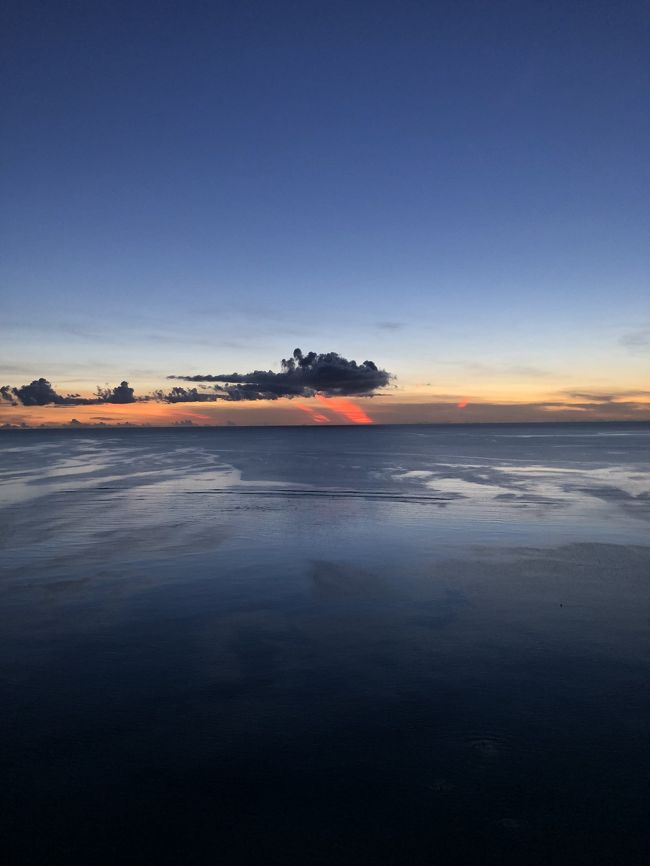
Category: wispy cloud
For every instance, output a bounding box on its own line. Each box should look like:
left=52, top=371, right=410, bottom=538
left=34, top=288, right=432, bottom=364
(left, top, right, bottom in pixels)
left=563, top=389, right=650, bottom=403
left=619, top=328, right=650, bottom=353
left=375, top=321, right=405, bottom=331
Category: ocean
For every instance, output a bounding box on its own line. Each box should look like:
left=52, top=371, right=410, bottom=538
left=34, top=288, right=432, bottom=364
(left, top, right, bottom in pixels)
left=1, top=423, right=648, bottom=864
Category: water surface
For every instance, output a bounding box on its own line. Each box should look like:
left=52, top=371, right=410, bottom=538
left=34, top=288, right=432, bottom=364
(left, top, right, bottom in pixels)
left=1, top=424, right=648, bottom=864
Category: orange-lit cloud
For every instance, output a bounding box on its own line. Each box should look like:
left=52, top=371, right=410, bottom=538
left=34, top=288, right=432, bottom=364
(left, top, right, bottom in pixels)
left=315, top=394, right=373, bottom=424
left=457, top=399, right=468, bottom=409
left=295, top=402, right=330, bottom=423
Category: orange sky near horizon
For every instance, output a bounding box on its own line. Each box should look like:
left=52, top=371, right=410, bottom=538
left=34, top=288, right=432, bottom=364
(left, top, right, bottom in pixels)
left=2, top=387, right=649, bottom=428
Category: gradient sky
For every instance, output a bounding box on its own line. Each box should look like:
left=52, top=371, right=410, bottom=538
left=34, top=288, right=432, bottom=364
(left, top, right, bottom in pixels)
left=2, top=0, right=649, bottom=425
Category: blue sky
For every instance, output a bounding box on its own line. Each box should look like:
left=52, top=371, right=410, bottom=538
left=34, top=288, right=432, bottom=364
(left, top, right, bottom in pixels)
left=1, top=0, right=648, bottom=423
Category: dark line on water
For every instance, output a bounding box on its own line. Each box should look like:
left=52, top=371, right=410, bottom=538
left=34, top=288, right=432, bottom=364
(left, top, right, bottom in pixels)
left=65, top=486, right=460, bottom=504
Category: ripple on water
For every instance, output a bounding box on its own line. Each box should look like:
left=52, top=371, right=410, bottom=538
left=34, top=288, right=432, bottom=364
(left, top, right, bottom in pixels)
left=463, top=731, right=514, bottom=763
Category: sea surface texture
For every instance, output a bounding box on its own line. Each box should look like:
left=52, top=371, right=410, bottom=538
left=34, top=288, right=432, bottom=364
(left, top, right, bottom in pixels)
left=1, top=424, right=648, bottom=865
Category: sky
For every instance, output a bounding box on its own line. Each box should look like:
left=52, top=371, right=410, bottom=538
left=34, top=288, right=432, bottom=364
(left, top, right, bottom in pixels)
left=1, top=0, right=649, bottom=426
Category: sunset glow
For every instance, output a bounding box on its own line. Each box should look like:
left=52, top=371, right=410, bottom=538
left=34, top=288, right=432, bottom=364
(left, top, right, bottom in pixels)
left=1, top=2, right=647, bottom=431
left=2, top=6, right=650, bottom=866
left=295, top=402, right=331, bottom=423
left=315, top=395, right=373, bottom=425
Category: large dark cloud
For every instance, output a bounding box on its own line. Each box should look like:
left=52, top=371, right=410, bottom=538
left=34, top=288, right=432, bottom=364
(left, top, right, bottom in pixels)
left=7, top=378, right=139, bottom=406
left=167, top=349, right=391, bottom=401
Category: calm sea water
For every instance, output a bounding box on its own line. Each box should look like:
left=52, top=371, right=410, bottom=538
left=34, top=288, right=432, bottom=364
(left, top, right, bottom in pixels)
left=1, top=424, right=648, bottom=864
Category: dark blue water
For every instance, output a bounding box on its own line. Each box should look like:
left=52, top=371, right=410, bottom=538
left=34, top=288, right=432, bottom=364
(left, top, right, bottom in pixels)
left=1, top=424, right=649, bottom=864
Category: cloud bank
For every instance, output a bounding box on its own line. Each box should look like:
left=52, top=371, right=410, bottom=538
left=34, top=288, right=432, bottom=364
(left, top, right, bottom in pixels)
left=4, top=378, right=139, bottom=406
left=2, top=350, right=391, bottom=408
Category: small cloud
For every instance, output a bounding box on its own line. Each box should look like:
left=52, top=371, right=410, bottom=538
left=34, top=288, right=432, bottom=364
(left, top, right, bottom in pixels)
left=619, top=328, right=650, bottom=352
left=95, top=381, right=136, bottom=404
left=376, top=321, right=404, bottom=331
left=1, top=385, right=18, bottom=405
left=153, top=386, right=222, bottom=403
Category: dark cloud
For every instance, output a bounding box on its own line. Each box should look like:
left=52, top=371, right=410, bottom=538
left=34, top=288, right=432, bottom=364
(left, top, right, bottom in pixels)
left=152, top=386, right=225, bottom=403
left=5, top=351, right=390, bottom=408
left=95, top=381, right=137, bottom=404
left=1, top=385, right=19, bottom=405
left=8, top=378, right=139, bottom=406
left=11, top=378, right=88, bottom=406
left=167, top=348, right=391, bottom=401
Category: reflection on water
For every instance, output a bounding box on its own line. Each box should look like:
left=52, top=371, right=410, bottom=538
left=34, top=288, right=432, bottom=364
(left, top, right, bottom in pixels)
left=1, top=424, right=649, bottom=865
